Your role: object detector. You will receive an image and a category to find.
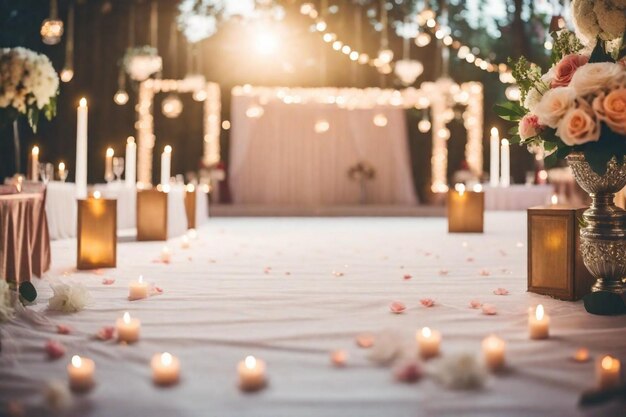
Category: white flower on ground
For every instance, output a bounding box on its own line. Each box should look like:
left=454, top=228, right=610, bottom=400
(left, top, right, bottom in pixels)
left=47, top=282, right=91, bottom=313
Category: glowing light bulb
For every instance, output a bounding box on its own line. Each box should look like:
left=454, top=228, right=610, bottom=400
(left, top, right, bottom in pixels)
left=114, top=89, right=129, bottom=105
left=222, top=120, right=231, bottom=130
left=60, top=68, right=74, bottom=83
left=418, top=119, right=431, bottom=133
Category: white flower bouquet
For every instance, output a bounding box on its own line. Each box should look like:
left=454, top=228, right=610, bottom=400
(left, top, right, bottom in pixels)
left=496, top=0, right=626, bottom=175
left=0, top=47, right=59, bottom=132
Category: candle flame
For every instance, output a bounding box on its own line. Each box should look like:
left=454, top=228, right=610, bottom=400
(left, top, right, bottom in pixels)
left=71, top=355, right=82, bottom=368
left=138, top=275, right=144, bottom=283
left=93, top=191, right=102, bottom=199
left=484, top=334, right=504, bottom=348
left=161, top=352, right=173, bottom=366
left=551, top=194, right=558, bottom=205
left=186, top=184, right=195, bottom=193
left=32, top=146, right=39, bottom=156
left=536, top=304, right=544, bottom=320
left=473, top=184, right=483, bottom=193
left=79, top=97, right=87, bottom=107
left=421, top=327, right=431, bottom=338
left=127, top=136, right=135, bottom=145
left=490, top=127, right=498, bottom=137
left=106, top=147, right=114, bottom=157
left=245, top=355, right=257, bottom=369
left=601, top=356, right=615, bottom=370
left=501, top=138, right=509, bottom=146
left=123, top=312, right=131, bottom=324
left=59, top=162, right=65, bottom=171
left=164, top=145, right=172, bottom=153
left=454, top=183, right=465, bottom=196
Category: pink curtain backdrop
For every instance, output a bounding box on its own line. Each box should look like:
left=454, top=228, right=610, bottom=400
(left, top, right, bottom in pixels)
left=229, top=96, right=418, bottom=206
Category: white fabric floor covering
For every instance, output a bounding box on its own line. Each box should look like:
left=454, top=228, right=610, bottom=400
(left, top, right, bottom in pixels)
left=1, top=213, right=625, bottom=417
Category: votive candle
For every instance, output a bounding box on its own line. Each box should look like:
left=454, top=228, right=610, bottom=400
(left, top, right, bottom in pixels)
left=597, top=355, right=621, bottom=390
left=529, top=304, right=549, bottom=340
left=416, top=327, right=441, bottom=359
left=151, top=352, right=180, bottom=386
left=238, top=355, right=267, bottom=391
left=482, top=335, right=506, bottom=370
left=116, top=312, right=140, bottom=343
left=67, top=355, right=95, bottom=391
left=129, top=275, right=149, bottom=300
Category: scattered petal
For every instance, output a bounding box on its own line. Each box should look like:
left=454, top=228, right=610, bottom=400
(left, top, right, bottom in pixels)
left=45, top=340, right=66, bottom=360
left=466, top=257, right=475, bottom=263
left=393, top=359, right=423, bottom=383
left=424, top=252, right=432, bottom=257
left=95, top=326, right=115, bottom=341
left=499, top=250, right=508, bottom=257
left=481, top=304, right=497, bottom=315
left=187, top=257, right=193, bottom=262
left=356, top=333, right=375, bottom=348
left=572, top=348, right=591, bottom=363
left=330, top=349, right=348, bottom=367
left=403, top=274, right=412, bottom=280
left=478, top=269, right=490, bottom=277
left=151, top=285, right=164, bottom=296
left=469, top=300, right=482, bottom=309
left=399, top=265, right=405, bottom=269
left=101, top=278, right=115, bottom=285
left=389, top=301, right=407, bottom=314
left=285, top=271, right=291, bottom=276
left=493, top=288, right=509, bottom=296
left=6, top=400, right=24, bottom=417
left=56, top=324, right=71, bottom=335
left=438, top=269, right=449, bottom=276
left=91, top=269, right=105, bottom=276
left=332, top=271, right=344, bottom=277
left=420, top=298, right=435, bottom=308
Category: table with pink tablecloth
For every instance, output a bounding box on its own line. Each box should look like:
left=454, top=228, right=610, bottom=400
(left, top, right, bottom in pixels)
left=484, top=184, right=555, bottom=210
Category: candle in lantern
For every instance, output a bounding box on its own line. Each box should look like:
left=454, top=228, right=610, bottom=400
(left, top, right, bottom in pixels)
left=67, top=355, right=95, bottom=391
left=129, top=275, right=149, bottom=301
left=500, top=138, right=510, bottom=187
left=482, top=335, right=506, bottom=371
left=161, top=145, right=172, bottom=186
left=76, top=98, right=88, bottom=199
left=489, top=127, right=499, bottom=187
left=551, top=194, right=558, bottom=205
left=238, top=355, right=267, bottom=391
left=528, top=304, right=549, bottom=340
left=105, top=147, right=114, bottom=182
left=416, top=327, right=441, bottom=359
left=116, top=312, right=140, bottom=344
left=597, top=355, right=621, bottom=390
left=161, top=246, right=171, bottom=263
left=151, top=352, right=180, bottom=386
left=30, top=146, right=40, bottom=182
left=125, top=136, right=136, bottom=186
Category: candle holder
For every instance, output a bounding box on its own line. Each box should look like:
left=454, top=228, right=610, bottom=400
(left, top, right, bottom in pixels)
left=527, top=205, right=595, bottom=301
left=447, top=185, right=484, bottom=233
left=137, top=188, right=168, bottom=241
left=184, top=185, right=197, bottom=230
left=77, top=195, right=117, bottom=270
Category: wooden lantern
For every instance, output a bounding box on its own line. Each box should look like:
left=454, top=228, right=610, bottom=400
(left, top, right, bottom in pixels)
left=527, top=205, right=594, bottom=301
left=77, top=193, right=117, bottom=270
left=184, top=185, right=196, bottom=230
left=447, top=185, right=484, bottom=233
left=137, top=188, right=168, bottom=241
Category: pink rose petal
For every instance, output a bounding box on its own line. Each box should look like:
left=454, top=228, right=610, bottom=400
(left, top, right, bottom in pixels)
left=420, top=298, right=435, bottom=308
left=438, top=269, right=449, bottom=276
left=332, top=271, right=344, bottom=277
left=91, top=269, right=105, bottom=275
left=469, top=299, right=482, bottom=309
left=151, top=285, right=164, bottom=296
left=102, top=278, right=115, bottom=285
left=356, top=333, right=375, bottom=348
left=403, top=274, right=412, bottom=280
left=95, top=326, right=115, bottom=341
left=478, top=269, right=490, bottom=277
left=389, top=301, right=406, bottom=314
left=330, top=349, right=348, bottom=367
left=499, top=250, right=508, bottom=257
left=482, top=304, right=497, bottom=315
left=393, top=360, right=423, bottom=383
left=424, top=251, right=432, bottom=257
left=493, top=288, right=509, bottom=296
left=466, top=257, right=475, bottom=263
left=56, top=324, right=71, bottom=335
left=45, top=340, right=66, bottom=359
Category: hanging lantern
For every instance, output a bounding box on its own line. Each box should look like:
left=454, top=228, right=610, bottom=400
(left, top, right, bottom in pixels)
left=113, top=89, right=129, bottom=105
left=394, top=60, right=424, bottom=86
left=162, top=94, right=184, bottom=118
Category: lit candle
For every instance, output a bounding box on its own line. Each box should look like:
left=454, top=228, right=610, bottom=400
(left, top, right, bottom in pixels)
left=528, top=304, right=549, bottom=340
left=31, top=146, right=40, bottom=182
left=482, top=335, right=506, bottom=371
left=151, top=352, right=180, bottom=386
left=105, top=147, right=114, bottom=182
left=116, top=312, right=140, bottom=344
left=161, top=145, right=172, bottom=186
left=454, top=183, right=466, bottom=197
left=67, top=355, right=95, bottom=391
left=489, top=127, right=499, bottom=187
left=76, top=98, right=88, bottom=199
left=58, top=161, right=67, bottom=182
left=500, top=138, right=510, bottom=187
left=238, top=355, right=267, bottom=391
left=161, top=246, right=171, bottom=263
left=416, top=327, right=441, bottom=359
left=597, top=355, right=621, bottom=390
left=181, top=235, right=190, bottom=249
left=92, top=190, right=101, bottom=200
left=128, top=275, right=149, bottom=301
left=125, top=136, right=136, bottom=187
left=551, top=194, right=558, bottom=205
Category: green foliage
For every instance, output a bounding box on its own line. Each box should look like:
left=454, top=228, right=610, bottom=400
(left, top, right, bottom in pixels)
left=508, top=56, right=544, bottom=104
left=550, top=30, right=583, bottom=65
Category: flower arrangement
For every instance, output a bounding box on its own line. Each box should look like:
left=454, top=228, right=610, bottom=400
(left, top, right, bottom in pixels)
left=0, top=47, right=59, bottom=132
left=123, top=46, right=162, bottom=82
left=496, top=0, right=626, bottom=175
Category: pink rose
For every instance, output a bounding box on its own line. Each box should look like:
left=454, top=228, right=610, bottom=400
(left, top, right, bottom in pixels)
left=593, top=89, right=626, bottom=135
left=556, top=101, right=601, bottom=146
left=551, top=54, right=589, bottom=88
left=389, top=301, right=406, bottom=314
left=45, top=340, right=66, bottom=359
left=420, top=298, right=435, bottom=307
left=518, top=114, right=542, bottom=140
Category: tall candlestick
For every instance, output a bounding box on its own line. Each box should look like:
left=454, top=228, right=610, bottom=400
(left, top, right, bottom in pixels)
left=489, top=127, right=499, bottom=186
left=500, top=138, right=510, bottom=187
left=238, top=355, right=267, bottom=391
left=482, top=335, right=506, bottom=371
left=105, top=147, right=114, bottom=183
left=76, top=98, right=88, bottom=199
left=416, top=327, right=441, bottom=359
left=67, top=355, right=95, bottom=391
left=116, top=312, right=140, bottom=344
left=161, top=145, right=172, bottom=186
left=528, top=304, right=549, bottom=340
left=597, top=355, right=621, bottom=390
left=30, top=146, right=40, bottom=182
left=125, top=136, right=136, bottom=187
left=151, top=352, right=180, bottom=386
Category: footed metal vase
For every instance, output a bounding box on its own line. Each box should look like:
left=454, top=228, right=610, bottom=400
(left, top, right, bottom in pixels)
left=566, top=153, right=626, bottom=315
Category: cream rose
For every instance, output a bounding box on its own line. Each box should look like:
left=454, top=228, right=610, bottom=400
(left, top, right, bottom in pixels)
left=524, top=87, right=542, bottom=113
left=570, top=63, right=625, bottom=97
left=534, top=87, right=576, bottom=128
left=593, top=88, right=626, bottom=135
left=556, top=101, right=601, bottom=146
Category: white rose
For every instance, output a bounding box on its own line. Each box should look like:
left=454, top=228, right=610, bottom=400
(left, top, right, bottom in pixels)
left=534, top=87, right=576, bottom=128
left=556, top=101, right=601, bottom=146
left=570, top=63, right=626, bottom=97
left=524, top=88, right=543, bottom=113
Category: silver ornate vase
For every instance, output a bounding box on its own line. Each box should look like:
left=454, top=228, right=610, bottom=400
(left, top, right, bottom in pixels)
left=566, top=152, right=626, bottom=315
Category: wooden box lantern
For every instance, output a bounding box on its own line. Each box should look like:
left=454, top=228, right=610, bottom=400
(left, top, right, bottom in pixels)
left=527, top=205, right=595, bottom=301
left=77, top=192, right=117, bottom=270
left=447, top=184, right=484, bottom=233
left=184, top=185, right=196, bottom=230
left=137, top=188, right=168, bottom=241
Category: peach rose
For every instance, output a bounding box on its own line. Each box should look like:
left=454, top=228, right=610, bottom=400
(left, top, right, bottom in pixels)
left=593, top=89, right=626, bottom=135
left=556, top=101, right=600, bottom=146
left=518, top=114, right=542, bottom=140
left=535, top=87, right=576, bottom=128
left=551, top=54, right=589, bottom=88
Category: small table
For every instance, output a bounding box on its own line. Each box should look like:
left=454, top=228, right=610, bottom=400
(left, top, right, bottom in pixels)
left=483, top=184, right=555, bottom=211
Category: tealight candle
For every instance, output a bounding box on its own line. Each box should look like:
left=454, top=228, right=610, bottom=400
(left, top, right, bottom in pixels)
left=482, top=335, right=506, bottom=370
left=161, top=246, right=171, bottom=263
left=129, top=275, right=149, bottom=300
left=238, top=355, right=267, bottom=391
left=151, top=352, right=180, bottom=386
left=181, top=235, right=190, bottom=249
left=67, top=355, right=95, bottom=391
left=416, top=327, right=441, bottom=359
left=528, top=304, right=549, bottom=340
left=597, top=355, right=621, bottom=390
left=116, top=312, right=140, bottom=343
